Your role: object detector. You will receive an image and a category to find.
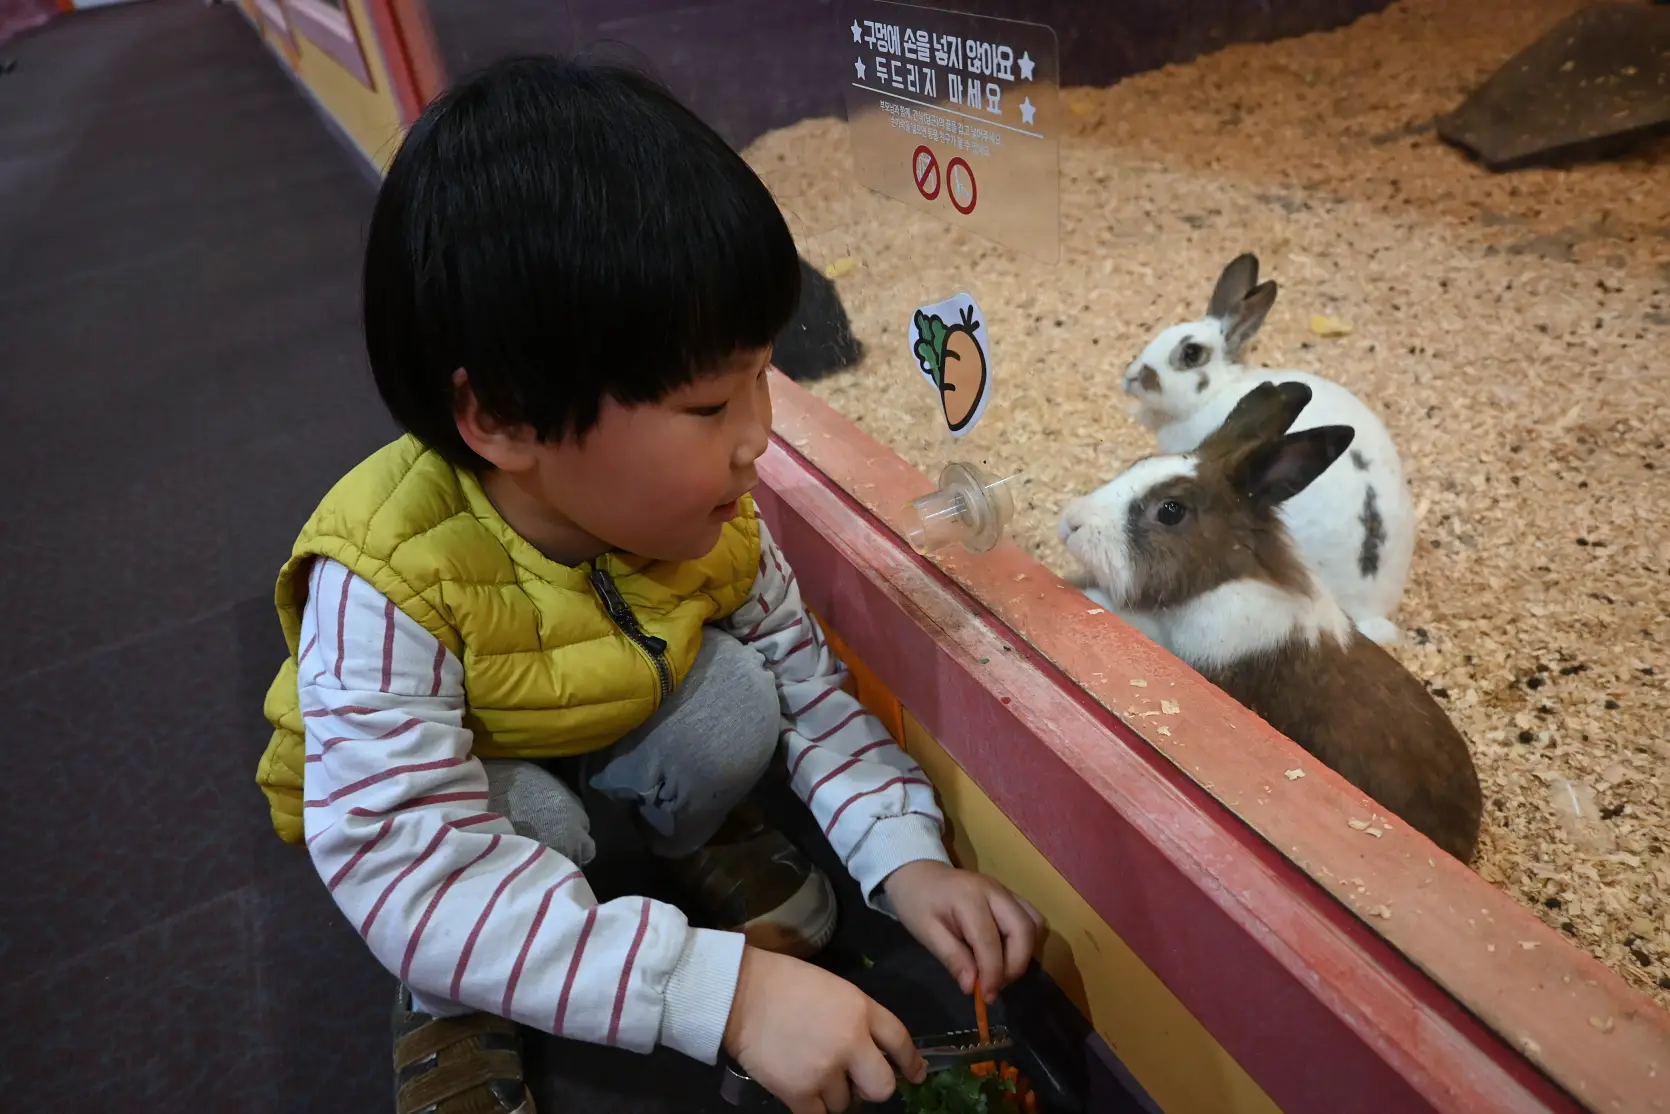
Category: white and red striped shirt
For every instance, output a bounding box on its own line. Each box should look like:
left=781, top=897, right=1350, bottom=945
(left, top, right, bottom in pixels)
left=298, top=519, right=948, bottom=1064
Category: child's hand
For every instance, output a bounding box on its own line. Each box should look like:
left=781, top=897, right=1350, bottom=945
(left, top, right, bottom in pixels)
left=883, top=861, right=1042, bottom=1002
left=723, top=946, right=926, bottom=1114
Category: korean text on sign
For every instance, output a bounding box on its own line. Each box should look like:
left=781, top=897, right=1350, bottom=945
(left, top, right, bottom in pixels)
left=858, top=18, right=1034, bottom=125
left=879, top=101, right=1000, bottom=158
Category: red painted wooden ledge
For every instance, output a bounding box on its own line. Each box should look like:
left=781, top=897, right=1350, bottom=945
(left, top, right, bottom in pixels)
left=359, top=0, right=424, bottom=126
left=758, top=372, right=1670, bottom=1114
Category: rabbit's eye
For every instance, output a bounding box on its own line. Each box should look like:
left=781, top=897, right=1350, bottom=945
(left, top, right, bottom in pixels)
left=1181, top=342, right=1207, bottom=367
left=1155, top=499, right=1187, bottom=526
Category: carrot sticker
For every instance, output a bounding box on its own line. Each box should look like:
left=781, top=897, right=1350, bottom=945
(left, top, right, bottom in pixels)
left=911, top=293, right=992, bottom=437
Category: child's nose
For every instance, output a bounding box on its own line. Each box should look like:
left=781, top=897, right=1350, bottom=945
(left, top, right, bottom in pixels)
left=734, top=398, right=771, bottom=466
left=734, top=421, right=769, bottom=467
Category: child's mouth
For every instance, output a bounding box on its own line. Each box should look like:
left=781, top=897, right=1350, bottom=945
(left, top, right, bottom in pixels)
left=711, top=498, right=740, bottom=521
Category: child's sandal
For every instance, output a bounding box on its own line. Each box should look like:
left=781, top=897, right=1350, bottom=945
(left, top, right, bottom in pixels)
left=392, top=987, right=535, bottom=1114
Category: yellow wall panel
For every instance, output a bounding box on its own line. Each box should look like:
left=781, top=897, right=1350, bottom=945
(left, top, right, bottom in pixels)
left=252, top=0, right=405, bottom=172
left=898, top=711, right=1281, bottom=1114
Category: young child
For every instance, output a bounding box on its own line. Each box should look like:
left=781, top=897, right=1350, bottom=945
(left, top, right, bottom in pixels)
left=256, top=57, right=1039, bottom=1114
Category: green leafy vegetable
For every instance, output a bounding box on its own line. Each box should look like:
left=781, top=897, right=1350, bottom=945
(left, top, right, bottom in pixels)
left=898, top=1067, right=1016, bottom=1114
left=913, top=310, right=952, bottom=388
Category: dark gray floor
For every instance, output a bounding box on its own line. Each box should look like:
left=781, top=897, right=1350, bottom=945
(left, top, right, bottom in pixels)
left=0, top=5, right=1095, bottom=1112
left=0, top=4, right=397, bottom=1111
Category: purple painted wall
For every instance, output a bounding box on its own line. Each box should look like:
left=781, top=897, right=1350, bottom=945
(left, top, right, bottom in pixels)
left=416, top=0, right=1395, bottom=150
left=0, top=0, right=57, bottom=48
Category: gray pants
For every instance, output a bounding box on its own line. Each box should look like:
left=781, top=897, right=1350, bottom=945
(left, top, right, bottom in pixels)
left=481, top=628, right=781, bottom=864
left=407, top=630, right=780, bottom=1018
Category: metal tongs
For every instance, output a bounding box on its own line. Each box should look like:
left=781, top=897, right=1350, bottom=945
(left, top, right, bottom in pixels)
left=719, top=1026, right=1014, bottom=1105
left=915, top=1025, right=1014, bottom=1074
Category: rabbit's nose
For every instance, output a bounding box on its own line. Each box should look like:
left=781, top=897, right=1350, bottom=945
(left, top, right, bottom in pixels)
left=1058, top=512, right=1082, bottom=544
left=1124, top=365, right=1158, bottom=395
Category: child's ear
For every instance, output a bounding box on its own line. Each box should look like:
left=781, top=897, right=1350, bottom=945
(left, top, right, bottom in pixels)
left=452, top=369, right=541, bottom=472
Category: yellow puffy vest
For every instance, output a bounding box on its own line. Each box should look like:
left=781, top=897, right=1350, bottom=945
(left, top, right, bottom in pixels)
left=256, top=435, right=761, bottom=844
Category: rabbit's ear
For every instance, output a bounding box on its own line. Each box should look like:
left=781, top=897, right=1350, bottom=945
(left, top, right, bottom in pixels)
left=1200, top=381, right=1312, bottom=461
left=1224, top=280, right=1277, bottom=359
left=1233, top=425, right=1355, bottom=509
left=1207, top=253, right=1261, bottom=320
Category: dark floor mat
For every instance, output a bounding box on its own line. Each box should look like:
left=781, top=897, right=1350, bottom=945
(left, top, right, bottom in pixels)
left=0, top=4, right=390, bottom=1112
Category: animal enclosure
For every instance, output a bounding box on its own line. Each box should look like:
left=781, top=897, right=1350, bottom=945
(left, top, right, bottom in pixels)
left=753, top=0, right=1670, bottom=1011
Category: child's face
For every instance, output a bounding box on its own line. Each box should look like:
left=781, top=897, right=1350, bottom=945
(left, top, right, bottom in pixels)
left=462, top=347, right=776, bottom=565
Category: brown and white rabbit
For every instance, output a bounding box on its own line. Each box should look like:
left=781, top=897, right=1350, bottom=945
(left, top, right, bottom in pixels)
left=1059, top=381, right=1482, bottom=862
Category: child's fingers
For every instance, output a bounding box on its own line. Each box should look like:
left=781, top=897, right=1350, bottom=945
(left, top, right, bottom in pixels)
left=952, top=901, right=1005, bottom=1003
left=849, top=1042, right=903, bottom=1104
left=818, top=1073, right=852, bottom=1114
left=867, top=1000, right=926, bottom=1084
left=990, top=891, right=1038, bottom=983
left=782, top=1092, right=827, bottom=1114
left=914, top=911, right=978, bottom=994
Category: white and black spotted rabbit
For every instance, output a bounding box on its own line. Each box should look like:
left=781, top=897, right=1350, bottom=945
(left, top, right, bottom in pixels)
left=1121, top=253, right=1414, bottom=645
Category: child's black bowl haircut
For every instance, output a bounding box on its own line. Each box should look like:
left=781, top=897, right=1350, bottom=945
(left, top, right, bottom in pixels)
left=364, top=56, right=803, bottom=470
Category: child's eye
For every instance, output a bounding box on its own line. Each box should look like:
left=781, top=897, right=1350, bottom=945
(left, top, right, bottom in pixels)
left=687, top=403, right=727, bottom=418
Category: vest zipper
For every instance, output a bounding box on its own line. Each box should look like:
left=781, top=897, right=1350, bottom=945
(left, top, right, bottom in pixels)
left=588, top=566, right=673, bottom=703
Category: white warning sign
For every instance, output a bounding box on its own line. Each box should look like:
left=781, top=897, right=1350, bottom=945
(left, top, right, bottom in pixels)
left=842, top=1, right=1060, bottom=263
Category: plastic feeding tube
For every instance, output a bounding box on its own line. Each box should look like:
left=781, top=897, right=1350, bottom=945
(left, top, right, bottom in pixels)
left=903, top=462, right=1019, bottom=555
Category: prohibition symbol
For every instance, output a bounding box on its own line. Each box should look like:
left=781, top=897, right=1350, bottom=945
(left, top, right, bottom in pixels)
left=912, top=145, right=940, bottom=201
left=946, top=157, right=977, bottom=215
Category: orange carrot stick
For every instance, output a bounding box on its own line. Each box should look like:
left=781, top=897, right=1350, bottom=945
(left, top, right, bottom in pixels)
left=968, top=977, right=996, bottom=1074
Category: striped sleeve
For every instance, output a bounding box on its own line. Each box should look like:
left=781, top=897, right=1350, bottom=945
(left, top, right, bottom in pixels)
left=718, top=522, right=951, bottom=907
left=298, top=559, right=744, bottom=1063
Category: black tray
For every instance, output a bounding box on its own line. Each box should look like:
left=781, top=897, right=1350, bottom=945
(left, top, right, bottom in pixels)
left=717, top=960, right=1088, bottom=1113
